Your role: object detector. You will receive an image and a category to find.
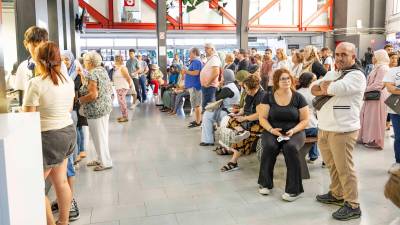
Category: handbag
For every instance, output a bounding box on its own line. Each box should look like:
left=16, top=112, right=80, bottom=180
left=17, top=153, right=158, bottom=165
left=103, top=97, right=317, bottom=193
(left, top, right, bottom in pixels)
left=385, top=94, right=400, bottom=114
left=363, top=90, right=381, bottom=101
left=205, top=99, right=223, bottom=112
left=312, top=95, right=333, bottom=111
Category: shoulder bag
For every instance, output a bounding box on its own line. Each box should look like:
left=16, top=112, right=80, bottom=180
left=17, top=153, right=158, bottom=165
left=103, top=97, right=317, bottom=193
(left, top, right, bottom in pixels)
left=363, top=69, right=382, bottom=101
left=312, top=66, right=361, bottom=111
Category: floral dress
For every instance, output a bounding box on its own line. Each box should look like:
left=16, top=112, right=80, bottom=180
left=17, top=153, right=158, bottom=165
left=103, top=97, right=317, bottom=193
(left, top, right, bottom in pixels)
left=79, top=66, right=113, bottom=119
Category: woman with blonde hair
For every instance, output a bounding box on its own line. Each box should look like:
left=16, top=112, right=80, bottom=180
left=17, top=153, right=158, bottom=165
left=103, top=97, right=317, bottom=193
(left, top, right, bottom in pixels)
left=224, top=53, right=236, bottom=71
left=358, top=49, right=390, bottom=149
left=113, top=55, right=133, bottom=122
left=291, top=51, right=303, bottom=78
left=272, top=48, right=291, bottom=71
left=302, top=45, right=327, bottom=78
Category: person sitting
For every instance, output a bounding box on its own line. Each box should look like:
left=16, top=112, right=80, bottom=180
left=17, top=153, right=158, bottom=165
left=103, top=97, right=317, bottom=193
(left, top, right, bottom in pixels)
left=257, top=68, right=309, bottom=202
left=200, top=69, right=240, bottom=146
left=220, top=75, right=265, bottom=172
left=149, top=64, right=164, bottom=96
left=159, top=64, right=180, bottom=110
left=296, top=72, right=319, bottom=163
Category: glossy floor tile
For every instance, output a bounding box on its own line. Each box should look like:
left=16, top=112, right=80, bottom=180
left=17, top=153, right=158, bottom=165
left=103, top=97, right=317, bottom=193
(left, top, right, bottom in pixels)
left=64, top=99, right=400, bottom=225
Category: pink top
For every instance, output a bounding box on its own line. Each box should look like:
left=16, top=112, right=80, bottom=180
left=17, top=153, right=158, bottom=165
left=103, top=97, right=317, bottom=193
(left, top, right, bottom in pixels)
left=200, top=54, right=221, bottom=88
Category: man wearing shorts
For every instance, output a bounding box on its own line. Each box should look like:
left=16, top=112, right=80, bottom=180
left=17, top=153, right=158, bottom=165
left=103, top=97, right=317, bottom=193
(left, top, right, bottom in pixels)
left=182, top=47, right=203, bottom=128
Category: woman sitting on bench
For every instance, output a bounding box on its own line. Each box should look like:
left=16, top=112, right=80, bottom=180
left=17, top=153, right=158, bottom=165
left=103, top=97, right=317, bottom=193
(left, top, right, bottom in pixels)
left=296, top=72, right=319, bottom=163
left=257, top=68, right=309, bottom=202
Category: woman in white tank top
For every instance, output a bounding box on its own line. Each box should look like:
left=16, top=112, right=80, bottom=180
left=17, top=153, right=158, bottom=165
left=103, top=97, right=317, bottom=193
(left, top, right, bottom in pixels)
left=113, top=55, right=133, bottom=122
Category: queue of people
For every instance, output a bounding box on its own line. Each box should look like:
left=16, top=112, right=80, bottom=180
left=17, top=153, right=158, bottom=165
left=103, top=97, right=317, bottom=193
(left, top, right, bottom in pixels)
left=11, top=25, right=400, bottom=224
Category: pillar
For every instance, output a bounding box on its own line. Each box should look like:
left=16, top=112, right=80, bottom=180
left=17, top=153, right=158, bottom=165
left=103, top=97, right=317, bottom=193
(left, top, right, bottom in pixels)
left=156, top=0, right=167, bottom=75
left=0, top=1, right=7, bottom=113
left=236, top=0, right=250, bottom=50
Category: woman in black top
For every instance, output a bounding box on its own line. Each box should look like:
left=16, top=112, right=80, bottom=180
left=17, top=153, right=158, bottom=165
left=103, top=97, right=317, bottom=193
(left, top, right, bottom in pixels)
left=220, top=75, right=265, bottom=172
left=257, top=68, right=309, bottom=202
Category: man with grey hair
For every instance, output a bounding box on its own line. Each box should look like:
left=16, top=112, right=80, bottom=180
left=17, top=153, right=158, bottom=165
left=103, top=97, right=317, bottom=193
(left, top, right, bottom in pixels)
left=311, top=42, right=366, bottom=221
left=199, top=43, right=221, bottom=113
left=182, top=47, right=203, bottom=128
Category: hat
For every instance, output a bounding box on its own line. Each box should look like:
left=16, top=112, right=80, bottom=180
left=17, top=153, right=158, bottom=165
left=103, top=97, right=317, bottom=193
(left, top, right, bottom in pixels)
left=235, top=70, right=249, bottom=82
left=151, top=64, right=159, bottom=70
left=223, top=69, right=235, bottom=84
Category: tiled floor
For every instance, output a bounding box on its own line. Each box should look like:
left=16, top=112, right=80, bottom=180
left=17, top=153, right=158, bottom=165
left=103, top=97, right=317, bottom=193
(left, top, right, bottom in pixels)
left=62, top=100, right=399, bottom=225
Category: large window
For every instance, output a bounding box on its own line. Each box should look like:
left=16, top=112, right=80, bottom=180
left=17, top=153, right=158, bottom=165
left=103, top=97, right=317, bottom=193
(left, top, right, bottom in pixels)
left=394, top=0, right=400, bottom=15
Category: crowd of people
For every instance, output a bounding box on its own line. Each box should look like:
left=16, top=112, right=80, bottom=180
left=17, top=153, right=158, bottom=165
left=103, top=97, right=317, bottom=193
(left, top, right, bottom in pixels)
left=9, top=24, right=400, bottom=224
left=154, top=42, right=400, bottom=220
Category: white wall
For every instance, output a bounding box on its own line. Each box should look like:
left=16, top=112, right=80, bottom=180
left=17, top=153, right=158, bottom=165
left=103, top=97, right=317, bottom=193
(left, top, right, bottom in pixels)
left=2, top=7, right=17, bottom=76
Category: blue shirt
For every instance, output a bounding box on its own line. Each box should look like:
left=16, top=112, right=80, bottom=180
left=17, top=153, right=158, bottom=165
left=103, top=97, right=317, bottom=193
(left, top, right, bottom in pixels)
left=185, top=58, right=202, bottom=90
left=169, top=73, right=179, bottom=85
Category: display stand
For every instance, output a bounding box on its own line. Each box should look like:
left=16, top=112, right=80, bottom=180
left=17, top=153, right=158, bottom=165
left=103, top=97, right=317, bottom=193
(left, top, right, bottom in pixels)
left=0, top=112, right=45, bottom=225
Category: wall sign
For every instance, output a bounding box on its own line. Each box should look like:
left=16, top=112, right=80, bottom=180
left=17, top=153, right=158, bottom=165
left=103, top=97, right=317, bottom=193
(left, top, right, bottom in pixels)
left=288, top=44, right=300, bottom=49
left=124, top=0, right=135, bottom=7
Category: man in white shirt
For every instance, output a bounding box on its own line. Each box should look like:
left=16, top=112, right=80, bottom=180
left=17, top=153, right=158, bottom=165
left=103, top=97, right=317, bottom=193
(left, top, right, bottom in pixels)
left=200, top=43, right=221, bottom=111
left=311, top=42, right=366, bottom=221
left=320, top=47, right=335, bottom=71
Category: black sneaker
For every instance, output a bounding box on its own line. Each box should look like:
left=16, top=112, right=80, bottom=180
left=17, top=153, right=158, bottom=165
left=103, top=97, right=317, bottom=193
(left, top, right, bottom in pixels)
left=332, top=202, right=361, bottom=221
left=188, top=122, right=201, bottom=128
left=51, top=201, right=59, bottom=212
left=316, top=191, right=344, bottom=206
left=69, top=199, right=80, bottom=221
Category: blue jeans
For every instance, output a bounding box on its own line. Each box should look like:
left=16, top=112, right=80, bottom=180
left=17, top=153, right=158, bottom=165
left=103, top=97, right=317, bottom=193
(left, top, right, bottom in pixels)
left=139, top=75, right=147, bottom=101
left=390, top=114, right=400, bottom=163
left=76, top=126, right=85, bottom=153
left=67, top=154, right=75, bottom=177
left=201, top=110, right=228, bottom=143
left=305, top=128, right=319, bottom=160
left=201, top=86, right=216, bottom=110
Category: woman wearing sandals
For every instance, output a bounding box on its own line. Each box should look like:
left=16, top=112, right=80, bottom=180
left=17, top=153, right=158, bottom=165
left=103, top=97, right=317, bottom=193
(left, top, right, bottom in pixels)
left=113, top=55, right=134, bottom=122
left=23, top=41, right=76, bottom=225
left=78, top=51, right=113, bottom=171
left=220, top=75, right=265, bottom=172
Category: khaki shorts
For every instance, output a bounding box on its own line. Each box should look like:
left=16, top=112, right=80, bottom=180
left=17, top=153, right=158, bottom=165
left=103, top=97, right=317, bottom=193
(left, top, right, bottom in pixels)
left=188, top=88, right=202, bottom=108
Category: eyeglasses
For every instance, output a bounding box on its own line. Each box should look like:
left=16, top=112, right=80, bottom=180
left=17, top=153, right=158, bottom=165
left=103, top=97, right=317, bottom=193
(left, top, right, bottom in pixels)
left=279, top=76, right=291, bottom=81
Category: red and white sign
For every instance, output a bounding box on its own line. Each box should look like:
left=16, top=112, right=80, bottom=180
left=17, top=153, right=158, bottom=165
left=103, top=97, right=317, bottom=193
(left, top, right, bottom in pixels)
left=124, top=0, right=135, bottom=7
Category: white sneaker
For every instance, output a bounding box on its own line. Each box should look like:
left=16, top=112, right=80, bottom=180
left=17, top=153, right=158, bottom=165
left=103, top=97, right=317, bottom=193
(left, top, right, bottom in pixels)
left=233, top=131, right=250, bottom=143
left=258, top=187, right=270, bottom=195
left=388, top=163, right=400, bottom=174
left=282, top=193, right=301, bottom=202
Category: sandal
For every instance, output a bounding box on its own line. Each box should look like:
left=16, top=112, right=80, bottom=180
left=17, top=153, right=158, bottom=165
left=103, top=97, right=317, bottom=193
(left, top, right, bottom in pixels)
left=93, top=165, right=112, bottom=171
left=215, top=146, right=231, bottom=155
left=86, top=160, right=100, bottom=167
left=56, top=221, right=69, bottom=225
left=220, top=162, right=239, bottom=172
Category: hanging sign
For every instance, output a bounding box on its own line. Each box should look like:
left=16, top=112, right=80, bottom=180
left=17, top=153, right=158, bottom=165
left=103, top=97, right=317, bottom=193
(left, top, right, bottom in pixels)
left=124, top=0, right=135, bottom=7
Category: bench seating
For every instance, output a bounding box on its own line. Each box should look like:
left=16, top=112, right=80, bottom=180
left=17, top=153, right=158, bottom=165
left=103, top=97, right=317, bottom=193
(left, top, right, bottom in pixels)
left=256, top=136, right=317, bottom=179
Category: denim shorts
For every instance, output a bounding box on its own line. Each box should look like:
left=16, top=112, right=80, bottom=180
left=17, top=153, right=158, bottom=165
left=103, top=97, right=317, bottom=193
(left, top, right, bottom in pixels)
left=189, top=88, right=202, bottom=108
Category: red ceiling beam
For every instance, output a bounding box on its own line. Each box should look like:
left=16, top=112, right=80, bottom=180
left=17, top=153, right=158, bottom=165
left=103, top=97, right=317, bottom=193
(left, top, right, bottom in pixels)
left=302, top=0, right=332, bottom=27
left=108, top=0, right=114, bottom=27
left=142, top=0, right=179, bottom=28
left=248, top=0, right=280, bottom=26
left=298, top=0, right=303, bottom=31
left=208, top=0, right=237, bottom=25
left=78, top=0, right=109, bottom=27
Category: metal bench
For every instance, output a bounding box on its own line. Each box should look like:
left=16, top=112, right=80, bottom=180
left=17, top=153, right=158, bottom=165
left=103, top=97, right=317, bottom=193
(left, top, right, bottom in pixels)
left=256, top=136, right=317, bottom=179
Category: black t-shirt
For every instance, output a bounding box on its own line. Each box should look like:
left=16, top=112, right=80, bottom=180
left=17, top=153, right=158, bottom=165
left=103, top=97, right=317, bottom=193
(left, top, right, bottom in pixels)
left=365, top=52, right=373, bottom=64
left=237, top=59, right=250, bottom=72
left=262, top=91, right=307, bottom=133
left=312, top=61, right=327, bottom=78
left=243, top=88, right=265, bottom=115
